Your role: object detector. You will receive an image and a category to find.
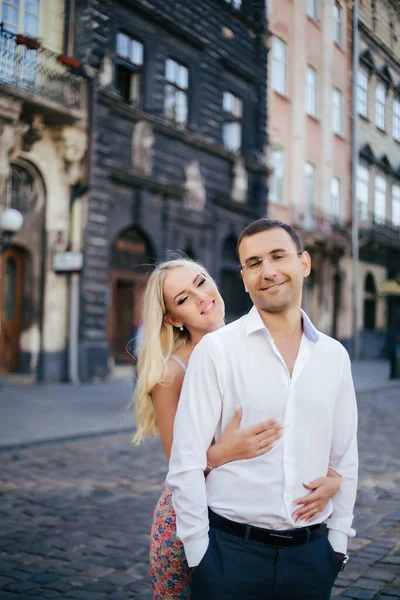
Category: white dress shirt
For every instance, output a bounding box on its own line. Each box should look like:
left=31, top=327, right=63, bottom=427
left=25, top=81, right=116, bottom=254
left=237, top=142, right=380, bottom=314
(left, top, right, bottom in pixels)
left=167, top=307, right=358, bottom=567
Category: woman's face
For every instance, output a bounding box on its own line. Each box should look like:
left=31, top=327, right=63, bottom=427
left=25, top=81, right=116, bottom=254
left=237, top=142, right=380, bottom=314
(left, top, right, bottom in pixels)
left=163, top=266, right=225, bottom=336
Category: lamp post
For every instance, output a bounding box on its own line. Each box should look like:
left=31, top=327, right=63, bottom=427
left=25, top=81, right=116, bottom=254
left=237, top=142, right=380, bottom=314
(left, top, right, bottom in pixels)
left=0, top=207, right=24, bottom=384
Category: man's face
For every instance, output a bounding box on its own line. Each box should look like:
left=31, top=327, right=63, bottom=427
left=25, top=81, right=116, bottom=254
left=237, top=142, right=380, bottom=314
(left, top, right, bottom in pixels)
left=238, top=228, right=311, bottom=314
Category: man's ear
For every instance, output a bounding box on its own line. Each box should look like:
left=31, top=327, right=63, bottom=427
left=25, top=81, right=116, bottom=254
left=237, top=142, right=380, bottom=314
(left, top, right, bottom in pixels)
left=301, top=251, right=312, bottom=278
left=240, top=269, right=249, bottom=293
left=164, top=314, right=181, bottom=328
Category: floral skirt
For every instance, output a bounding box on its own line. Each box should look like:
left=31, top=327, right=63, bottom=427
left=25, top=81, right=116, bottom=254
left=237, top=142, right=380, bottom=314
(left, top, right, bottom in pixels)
left=150, top=487, right=192, bottom=600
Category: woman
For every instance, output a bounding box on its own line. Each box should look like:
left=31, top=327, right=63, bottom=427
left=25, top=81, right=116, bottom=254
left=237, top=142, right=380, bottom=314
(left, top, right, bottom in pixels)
left=134, top=258, right=340, bottom=600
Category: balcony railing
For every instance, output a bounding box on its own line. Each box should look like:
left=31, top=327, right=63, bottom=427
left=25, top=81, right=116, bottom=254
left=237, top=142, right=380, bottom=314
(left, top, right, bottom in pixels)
left=0, top=24, right=85, bottom=111
left=294, top=207, right=348, bottom=238
left=359, top=211, right=400, bottom=243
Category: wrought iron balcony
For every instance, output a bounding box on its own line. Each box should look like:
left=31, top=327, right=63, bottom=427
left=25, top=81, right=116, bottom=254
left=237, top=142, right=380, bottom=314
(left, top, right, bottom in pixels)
left=294, top=207, right=348, bottom=240
left=0, top=24, right=85, bottom=111
left=359, top=211, right=400, bottom=246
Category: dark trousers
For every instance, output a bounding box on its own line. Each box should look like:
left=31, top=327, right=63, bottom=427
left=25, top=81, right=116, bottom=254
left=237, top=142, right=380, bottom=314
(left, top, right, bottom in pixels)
left=191, top=525, right=341, bottom=600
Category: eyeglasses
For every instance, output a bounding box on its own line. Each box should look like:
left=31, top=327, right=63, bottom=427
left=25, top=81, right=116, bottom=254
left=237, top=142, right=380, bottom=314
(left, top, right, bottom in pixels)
left=240, top=250, right=302, bottom=273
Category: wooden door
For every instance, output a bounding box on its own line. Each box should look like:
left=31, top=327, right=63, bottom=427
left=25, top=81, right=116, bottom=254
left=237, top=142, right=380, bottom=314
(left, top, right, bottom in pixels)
left=0, top=248, right=23, bottom=372
left=113, top=279, right=135, bottom=362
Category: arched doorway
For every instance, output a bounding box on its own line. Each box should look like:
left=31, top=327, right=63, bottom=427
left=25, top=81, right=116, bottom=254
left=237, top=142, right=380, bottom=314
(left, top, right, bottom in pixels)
left=364, top=273, right=376, bottom=330
left=108, top=227, right=155, bottom=363
left=0, top=159, right=45, bottom=375
left=220, top=235, right=251, bottom=321
left=0, top=248, right=23, bottom=372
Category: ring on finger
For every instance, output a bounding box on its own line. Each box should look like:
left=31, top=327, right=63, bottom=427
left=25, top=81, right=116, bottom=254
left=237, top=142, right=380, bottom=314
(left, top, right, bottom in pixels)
left=313, top=508, right=318, bottom=515
left=259, top=441, right=264, bottom=449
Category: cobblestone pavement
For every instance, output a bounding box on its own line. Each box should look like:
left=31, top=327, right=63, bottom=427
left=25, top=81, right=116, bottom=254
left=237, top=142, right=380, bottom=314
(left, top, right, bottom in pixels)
left=0, top=387, right=399, bottom=600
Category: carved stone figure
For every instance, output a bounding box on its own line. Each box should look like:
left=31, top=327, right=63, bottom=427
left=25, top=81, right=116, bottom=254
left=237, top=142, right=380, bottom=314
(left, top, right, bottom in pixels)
left=131, top=120, right=155, bottom=176
left=59, top=126, right=87, bottom=186
left=22, top=114, right=45, bottom=152
left=0, top=122, right=16, bottom=198
left=183, top=160, right=206, bottom=212
left=98, top=53, right=114, bottom=88
left=231, top=157, right=248, bottom=204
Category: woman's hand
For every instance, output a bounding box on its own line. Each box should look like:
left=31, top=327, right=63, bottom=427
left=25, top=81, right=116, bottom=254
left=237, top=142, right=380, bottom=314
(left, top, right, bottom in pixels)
left=292, top=468, right=341, bottom=523
left=207, top=407, right=282, bottom=468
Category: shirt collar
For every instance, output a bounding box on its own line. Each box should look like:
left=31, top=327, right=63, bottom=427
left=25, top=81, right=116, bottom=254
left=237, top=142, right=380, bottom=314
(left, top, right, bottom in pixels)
left=245, top=306, right=320, bottom=344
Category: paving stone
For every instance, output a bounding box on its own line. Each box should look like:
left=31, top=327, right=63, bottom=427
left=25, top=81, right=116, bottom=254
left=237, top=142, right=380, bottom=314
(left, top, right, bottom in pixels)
left=341, top=588, right=377, bottom=599
left=381, top=587, right=400, bottom=597
left=29, top=573, right=59, bottom=584
left=354, top=578, right=385, bottom=592
left=3, top=580, right=37, bottom=593
left=363, top=569, right=397, bottom=583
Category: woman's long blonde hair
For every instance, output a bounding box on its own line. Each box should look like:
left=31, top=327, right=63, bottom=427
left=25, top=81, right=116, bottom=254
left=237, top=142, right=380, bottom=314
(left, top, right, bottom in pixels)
left=133, top=257, right=213, bottom=444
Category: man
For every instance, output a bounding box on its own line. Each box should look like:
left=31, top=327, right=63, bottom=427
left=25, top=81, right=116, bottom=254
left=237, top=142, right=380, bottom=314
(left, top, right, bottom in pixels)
left=167, top=219, right=358, bottom=599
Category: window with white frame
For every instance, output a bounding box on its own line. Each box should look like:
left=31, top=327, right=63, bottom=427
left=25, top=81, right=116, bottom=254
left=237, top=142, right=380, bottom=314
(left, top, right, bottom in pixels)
left=306, top=0, right=317, bottom=20
left=332, top=88, right=343, bottom=135
left=333, top=2, right=342, bottom=45
left=393, top=98, right=400, bottom=142
left=304, top=162, right=315, bottom=216
left=375, top=83, right=386, bottom=130
left=116, top=32, right=144, bottom=107
left=1, top=0, right=40, bottom=36
left=392, top=185, right=400, bottom=227
left=374, top=175, right=386, bottom=224
left=305, top=66, right=317, bottom=117
left=357, top=69, right=368, bottom=118
left=272, top=38, right=287, bottom=96
left=222, top=91, right=243, bottom=152
left=270, top=148, right=285, bottom=205
left=164, top=58, right=189, bottom=126
left=331, top=177, right=341, bottom=218
left=357, top=165, right=369, bottom=220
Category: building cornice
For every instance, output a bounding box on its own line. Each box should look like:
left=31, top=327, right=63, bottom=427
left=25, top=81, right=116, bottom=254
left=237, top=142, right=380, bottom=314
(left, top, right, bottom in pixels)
left=358, top=21, right=400, bottom=70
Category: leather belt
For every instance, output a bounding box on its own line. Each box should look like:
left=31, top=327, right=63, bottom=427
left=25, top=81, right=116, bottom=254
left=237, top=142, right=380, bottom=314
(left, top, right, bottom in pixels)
left=209, top=509, right=327, bottom=548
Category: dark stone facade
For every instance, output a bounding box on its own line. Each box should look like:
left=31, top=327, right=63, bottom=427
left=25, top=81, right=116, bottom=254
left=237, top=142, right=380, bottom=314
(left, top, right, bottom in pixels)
left=74, top=0, right=269, bottom=381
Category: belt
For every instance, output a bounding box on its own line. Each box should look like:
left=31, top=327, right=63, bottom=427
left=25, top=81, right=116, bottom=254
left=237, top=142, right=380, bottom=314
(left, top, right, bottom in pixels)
left=209, top=509, right=327, bottom=548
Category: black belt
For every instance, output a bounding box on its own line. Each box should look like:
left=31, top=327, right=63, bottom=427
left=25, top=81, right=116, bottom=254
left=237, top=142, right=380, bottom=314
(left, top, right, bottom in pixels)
left=209, top=509, right=327, bottom=548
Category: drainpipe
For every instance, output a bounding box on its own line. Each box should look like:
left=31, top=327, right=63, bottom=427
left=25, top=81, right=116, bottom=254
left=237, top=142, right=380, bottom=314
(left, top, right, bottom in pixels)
left=351, top=0, right=360, bottom=360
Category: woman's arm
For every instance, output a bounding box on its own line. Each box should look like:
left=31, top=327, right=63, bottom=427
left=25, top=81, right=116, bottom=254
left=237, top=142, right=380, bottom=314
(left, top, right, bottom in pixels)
left=152, top=360, right=185, bottom=462
left=292, top=467, right=341, bottom=522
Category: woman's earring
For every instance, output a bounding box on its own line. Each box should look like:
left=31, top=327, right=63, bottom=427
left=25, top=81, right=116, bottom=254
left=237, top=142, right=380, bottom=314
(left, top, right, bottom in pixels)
left=179, top=325, right=184, bottom=331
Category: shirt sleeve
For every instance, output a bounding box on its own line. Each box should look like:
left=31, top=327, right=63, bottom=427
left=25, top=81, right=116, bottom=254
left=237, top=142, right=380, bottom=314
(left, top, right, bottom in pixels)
left=166, top=334, right=224, bottom=567
left=327, top=350, right=358, bottom=554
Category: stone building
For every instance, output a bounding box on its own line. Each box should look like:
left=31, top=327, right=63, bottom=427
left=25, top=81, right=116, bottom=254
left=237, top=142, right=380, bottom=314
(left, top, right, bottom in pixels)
left=73, top=0, right=269, bottom=381
left=0, top=0, right=87, bottom=381
left=266, top=0, right=353, bottom=343
left=355, top=0, right=400, bottom=358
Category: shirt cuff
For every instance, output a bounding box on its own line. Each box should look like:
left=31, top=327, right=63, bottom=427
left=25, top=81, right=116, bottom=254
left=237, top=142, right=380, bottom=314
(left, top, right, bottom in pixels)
left=328, top=529, right=348, bottom=554
left=184, top=534, right=209, bottom=568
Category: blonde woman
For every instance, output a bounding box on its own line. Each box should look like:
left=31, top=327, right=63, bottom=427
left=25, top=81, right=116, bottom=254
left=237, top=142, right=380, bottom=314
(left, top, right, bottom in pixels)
left=134, top=258, right=341, bottom=600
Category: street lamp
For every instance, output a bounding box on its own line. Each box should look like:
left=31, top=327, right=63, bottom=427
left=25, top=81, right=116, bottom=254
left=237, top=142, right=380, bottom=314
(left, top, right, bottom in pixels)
left=0, top=208, right=24, bottom=245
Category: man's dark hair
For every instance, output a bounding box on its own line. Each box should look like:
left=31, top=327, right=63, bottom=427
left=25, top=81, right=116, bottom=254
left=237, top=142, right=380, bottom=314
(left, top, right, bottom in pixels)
left=237, top=219, right=303, bottom=258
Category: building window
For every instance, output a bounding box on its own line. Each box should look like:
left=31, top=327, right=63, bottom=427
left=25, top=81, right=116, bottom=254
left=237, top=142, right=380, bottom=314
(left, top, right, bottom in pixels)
left=393, top=98, right=400, bottom=142
left=333, top=2, right=342, bottom=45
left=357, top=165, right=369, bottom=220
left=306, top=0, right=317, bottom=20
left=375, top=83, right=386, bottom=130
left=305, top=66, right=317, bottom=117
left=165, top=58, right=189, bottom=127
left=331, top=177, right=341, bottom=218
left=332, top=88, right=343, bottom=135
left=270, top=148, right=285, bottom=205
left=116, top=32, right=144, bottom=106
left=392, top=184, right=400, bottom=226
left=374, top=175, right=386, bottom=224
left=357, top=69, right=368, bottom=118
left=222, top=92, right=243, bottom=152
left=304, top=162, right=315, bottom=217
left=272, top=38, right=287, bottom=96
left=1, top=0, right=40, bottom=36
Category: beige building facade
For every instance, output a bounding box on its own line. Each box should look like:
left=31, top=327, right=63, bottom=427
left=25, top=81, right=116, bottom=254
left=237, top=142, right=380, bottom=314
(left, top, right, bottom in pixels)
left=0, top=0, right=87, bottom=380
left=355, top=0, right=400, bottom=358
left=267, top=0, right=353, bottom=345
